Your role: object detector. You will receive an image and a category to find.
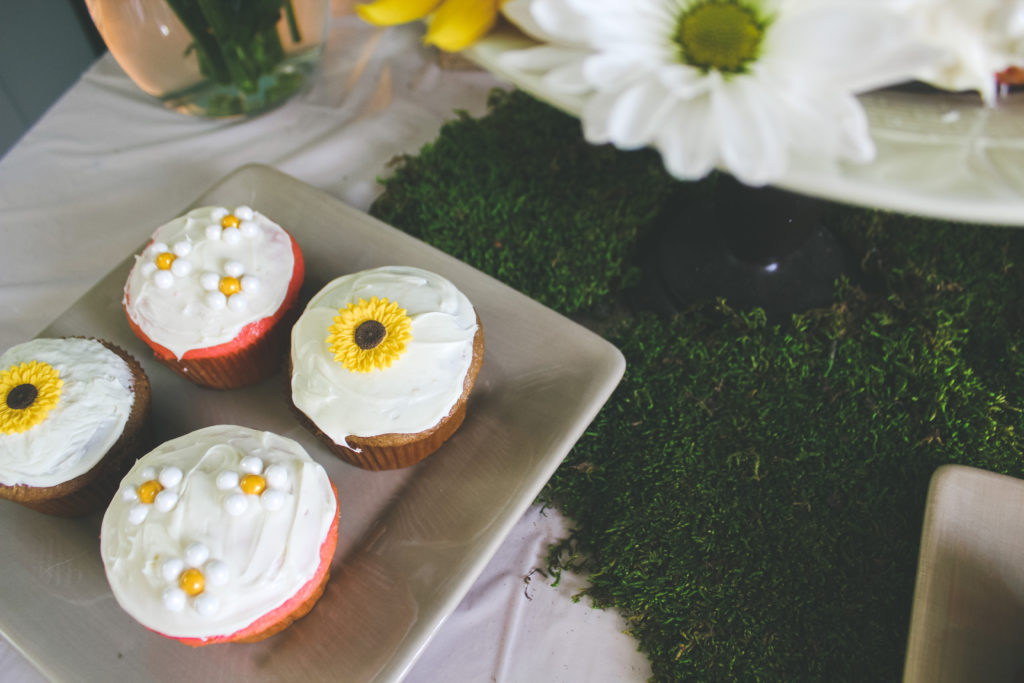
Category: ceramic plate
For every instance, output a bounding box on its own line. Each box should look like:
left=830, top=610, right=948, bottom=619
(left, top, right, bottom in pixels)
left=467, top=27, right=1024, bottom=227
left=0, top=164, right=625, bottom=682
left=904, top=465, right=1024, bottom=682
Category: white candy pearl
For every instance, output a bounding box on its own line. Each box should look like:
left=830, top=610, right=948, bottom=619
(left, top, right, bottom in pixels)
left=170, top=258, right=192, bottom=277
left=204, top=560, right=230, bottom=586
left=227, top=293, right=248, bottom=312
left=161, top=557, right=185, bottom=582
left=194, top=593, right=220, bottom=616
left=264, top=464, right=287, bottom=488
left=158, top=467, right=183, bottom=488
left=185, top=542, right=209, bottom=567
left=240, top=455, right=263, bottom=474
left=140, top=467, right=157, bottom=480
left=205, top=224, right=222, bottom=240
left=122, top=487, right=139, bottom=502
left=224, top=260, right=245, bottom=277
left=224, top=493, right=248, bottom=516
left=210, top=207, right=229, bottom=221
left=153, top=270, right=174, bottom=289
left=240, top=220, right=259, bottom=238
left=200, top=272, right=220, bottom=291
left=205, top=291, right=226, bottom=309
left=261, top=489, right=285, bottom=511
left=216, top=470, right=239, bottom=490
left=128, top=504, right=149, bottom=525
left=140, top=262, right=157, bottom=277
left=172, top=241, right=192, bottom=256
left=154, top=490, right=178, bottom=512
left=163, top=588, right=187, bottom=612
left=149, top=242, right=168, bottom=256
left=233, top=205, right=254, bottom=220
left=222, top=227, right=241, bottom=244
left=241, top=275, right=260, bottom=293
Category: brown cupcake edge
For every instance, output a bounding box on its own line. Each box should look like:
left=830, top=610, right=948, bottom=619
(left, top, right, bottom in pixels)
left=289, top=316, right=485, bottom=471
left=0, top=338, right=152, bottom=517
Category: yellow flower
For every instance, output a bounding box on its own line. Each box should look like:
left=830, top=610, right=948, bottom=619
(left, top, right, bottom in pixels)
left=0, top=360, right=63, bottom=435
left=327, top=297, right=413, bottom=373
left=356, top=0, right=505, bottom=52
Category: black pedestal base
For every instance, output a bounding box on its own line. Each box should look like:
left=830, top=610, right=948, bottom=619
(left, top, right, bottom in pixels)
left=637, top=181, right=858, bottom=323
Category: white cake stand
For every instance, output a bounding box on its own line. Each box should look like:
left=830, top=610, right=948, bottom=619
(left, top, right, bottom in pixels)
left=467, top=27, right=1024, bottom=228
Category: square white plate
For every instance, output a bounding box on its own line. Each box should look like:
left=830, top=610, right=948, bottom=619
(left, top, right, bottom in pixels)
left=904, top=465, right=1024, bottom=683
left=0, top=164, right=625, bottom=682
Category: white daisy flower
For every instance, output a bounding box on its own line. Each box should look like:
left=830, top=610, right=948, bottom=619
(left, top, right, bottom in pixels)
left=158, top=542, right=230, bottom=615
left=501, top=0, right=941, bottom=185
left=215, top=455, right=290, bottom=516
left=122, top=465, right=183, bottom=525
left=892, top=0, right=1024, bottom=105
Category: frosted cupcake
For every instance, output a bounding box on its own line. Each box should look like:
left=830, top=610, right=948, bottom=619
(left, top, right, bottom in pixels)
left=123, top=205, right=304, bottom=389
left=100, top=425, right=339, bottom=646
left=0, top=337, right=151, bottom=516
left=289, top=265, right=484, bottom=470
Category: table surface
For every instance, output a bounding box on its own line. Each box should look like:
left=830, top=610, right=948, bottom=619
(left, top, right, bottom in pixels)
left=0, top=9, right=650, bottom=683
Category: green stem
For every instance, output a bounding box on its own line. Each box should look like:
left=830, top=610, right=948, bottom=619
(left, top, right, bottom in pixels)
left=285, top=1, right=302, bottom=44
left=165, top=0, right=297, bottom=93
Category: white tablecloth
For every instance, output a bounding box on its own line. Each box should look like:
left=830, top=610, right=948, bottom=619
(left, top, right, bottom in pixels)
left=0, top=10, right=649, bottom=683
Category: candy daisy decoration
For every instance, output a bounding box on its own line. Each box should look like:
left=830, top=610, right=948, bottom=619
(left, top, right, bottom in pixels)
left=357, top=0, right=508, bottom=52
left=499, top=0, right=942, bottom=186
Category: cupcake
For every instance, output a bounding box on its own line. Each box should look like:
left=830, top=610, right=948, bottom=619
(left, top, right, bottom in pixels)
left=0, top=337, right=151, bottom=516
left=123, top=205, right=304, bottom=389
left=289, top=265, right=484, bottom=470
left=100, top=425, right=339, bottom=646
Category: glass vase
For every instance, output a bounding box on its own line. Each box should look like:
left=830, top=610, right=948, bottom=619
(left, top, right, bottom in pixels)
left=85, top=0, right=330, bottom=118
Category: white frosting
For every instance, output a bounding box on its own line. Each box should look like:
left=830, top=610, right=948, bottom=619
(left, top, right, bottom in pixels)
left=100, top=426, right=337, bottom=640
left=0, top=338, right=135, bottom=487
left=123, top=206, right=296, bottom=359
left=290, top=266, right=478, bottom=447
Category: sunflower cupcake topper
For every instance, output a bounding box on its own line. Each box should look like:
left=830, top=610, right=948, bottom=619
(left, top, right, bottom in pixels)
left=0, top=360, right=64, bottom=435
left=327, top=297, right=412, bottom=373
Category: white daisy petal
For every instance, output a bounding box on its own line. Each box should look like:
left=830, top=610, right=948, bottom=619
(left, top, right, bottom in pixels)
left=161, top=557, right=185, bottom=582
left=185, top=542, right=209, bottom=567
left=603, top=79, right=674, bottom=148
left=163, top=588, right=187, bottom=612
left=657, top=99, right=718, bottom=180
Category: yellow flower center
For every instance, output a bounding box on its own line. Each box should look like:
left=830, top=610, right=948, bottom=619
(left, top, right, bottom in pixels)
left=0, top=361, right=63, bottom=434
left=675, top=0, right=766, bottom=74
left=327, top=297, right=413, bottom=373
left=219, top=276, right=242, bottom=296
left=179, top=568, right=205, bottom=596
left=220, top=214, right=240, bottom=229
left=137, top=479, right=164, bottom=504
left=155, top=252, right=177, bottom=270
left=240, top=473, right=267, bottom=495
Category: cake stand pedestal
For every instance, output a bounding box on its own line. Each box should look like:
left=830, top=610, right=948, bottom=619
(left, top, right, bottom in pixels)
left=639, top=177, right=858, bottom=321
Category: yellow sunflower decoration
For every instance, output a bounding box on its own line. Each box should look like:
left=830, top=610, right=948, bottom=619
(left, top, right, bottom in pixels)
left=327, top=297, right=413, bottom=373
left=0, top=360, right=64, bottom=435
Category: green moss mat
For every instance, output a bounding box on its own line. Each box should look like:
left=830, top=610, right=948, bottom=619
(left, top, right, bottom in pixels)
left=371, top=89, right=1024, bottom=681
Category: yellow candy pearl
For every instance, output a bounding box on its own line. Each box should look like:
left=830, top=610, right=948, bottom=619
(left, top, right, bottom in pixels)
left=155, top=252, right=176, bottom=270
left=137, top=479, right=164, bottom=504
left=220, top=214, right=240, bottom=229
left=240, top=473, right=266, bottom=495
left=179, top=568, right=205, bottom=596
left=219, top=276, right=241, bottom=296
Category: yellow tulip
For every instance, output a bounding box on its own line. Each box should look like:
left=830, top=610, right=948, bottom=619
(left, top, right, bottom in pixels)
left=356, top=0, right=505, bottom=51
left=424, top=0, right=502, bottom=52
left=355, top=0, right=442, bottom=26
